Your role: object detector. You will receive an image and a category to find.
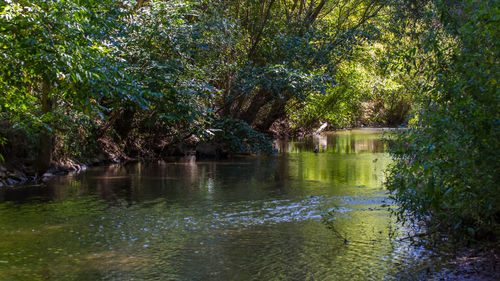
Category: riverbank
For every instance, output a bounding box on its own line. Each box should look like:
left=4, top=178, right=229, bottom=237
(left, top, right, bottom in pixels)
left=0, top=156, right=114, bottom=188
left=0, top=135, right=255, bottom=188
left=430, top=244, right=500, bottom=281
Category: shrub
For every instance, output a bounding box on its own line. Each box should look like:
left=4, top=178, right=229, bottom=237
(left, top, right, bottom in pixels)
left=212, top=118, right=274, bottom=155
left=386, top=0, right=499, bottom=242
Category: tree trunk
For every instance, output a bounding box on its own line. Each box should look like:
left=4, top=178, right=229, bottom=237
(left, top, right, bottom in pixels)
left=254, top=100, right=286, bottom=132
left=36, top=81, right=53, bottom=174
left=237, top=90, right=272, bottom=125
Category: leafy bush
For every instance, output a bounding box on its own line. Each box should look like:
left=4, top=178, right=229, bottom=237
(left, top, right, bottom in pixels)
left=386, top=0, right=499, bottom=242
left=212, top=118, right=274, bottom=155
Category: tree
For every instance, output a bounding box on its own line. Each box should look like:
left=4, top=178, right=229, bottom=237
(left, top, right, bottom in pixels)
left=213, top=0, right=389, bottom=132
left=385, top=0, right=500, bottom=241
left=0, top=0, right=132, bottom=172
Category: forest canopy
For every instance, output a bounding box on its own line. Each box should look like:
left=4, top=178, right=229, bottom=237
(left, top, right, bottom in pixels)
left=0, top=0, right=397, bottom=164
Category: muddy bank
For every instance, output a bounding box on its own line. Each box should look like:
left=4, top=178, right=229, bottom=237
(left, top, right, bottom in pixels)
left=0, top=138, right=242, bottom=188
left=0, top=155, right=116, bottom=188
left=430, top=245, right=500, bottom=281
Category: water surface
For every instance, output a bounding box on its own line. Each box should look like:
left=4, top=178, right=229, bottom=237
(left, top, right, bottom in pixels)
left=0, top=129, right=432, bottom=280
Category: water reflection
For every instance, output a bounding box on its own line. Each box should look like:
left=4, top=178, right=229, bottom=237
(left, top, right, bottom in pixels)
left=0, top=130, right=435, bottom=280
left=275, top=129, right=387, bottom=154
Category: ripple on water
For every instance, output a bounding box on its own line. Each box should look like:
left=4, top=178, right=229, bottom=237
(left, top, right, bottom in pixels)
left=0, top=130, right=437, bottom=280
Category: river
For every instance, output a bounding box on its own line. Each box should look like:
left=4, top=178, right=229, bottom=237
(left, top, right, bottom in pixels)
left=0, top=129, right=435, bottom=280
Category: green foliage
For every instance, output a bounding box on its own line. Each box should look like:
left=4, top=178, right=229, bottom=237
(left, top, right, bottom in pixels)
left=0, top=0, right=128, bottom=112
left=0, top=0, right=135, bottom=163
left=288, top=40, right=414, bottom=130
left=0, top=0, right=396, bottom=165
left=0, top=0, right=225, bottom=161
left=386, top=0, right=500, bottom=242
left=288, top=87, right=360, bottom=130
left=217, top=0, right=388, bottom=130
left=212, top=118, right=274, bottom=155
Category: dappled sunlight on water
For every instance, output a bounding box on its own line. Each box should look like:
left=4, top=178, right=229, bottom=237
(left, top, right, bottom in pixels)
left=0, top=130, right=436, bottom=280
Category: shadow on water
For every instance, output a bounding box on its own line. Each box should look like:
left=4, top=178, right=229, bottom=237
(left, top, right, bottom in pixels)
left=0, top=129, right=438, bottom=280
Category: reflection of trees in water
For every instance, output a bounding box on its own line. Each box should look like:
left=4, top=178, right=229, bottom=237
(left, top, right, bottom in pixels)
left=2, top=132, right=387, bottom=204
left=276, top=131, right=386, bottom=154
left=62, top=157, right=292, bottom=203
left=0, top=133, right=409, bottom=280
left=320, top=133, right=386, bottom=153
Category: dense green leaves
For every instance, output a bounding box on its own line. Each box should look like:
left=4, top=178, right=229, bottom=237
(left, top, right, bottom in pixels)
left=385, top=0, right=500, bottom=242
left=0, top=0, right=227, bottom=160
left=212, top=117, right=274, bottom=154
left=0, top=0, right=133, bottom=166
left=215, top=0, right=389, bottom=131
left=0, top=0, right=392, bottom=158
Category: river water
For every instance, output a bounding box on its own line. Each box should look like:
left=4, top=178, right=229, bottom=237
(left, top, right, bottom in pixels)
left=0, top=129, right=434, bottom=280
